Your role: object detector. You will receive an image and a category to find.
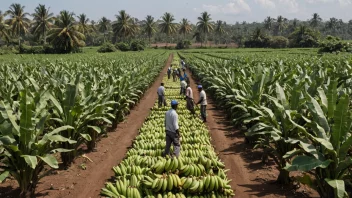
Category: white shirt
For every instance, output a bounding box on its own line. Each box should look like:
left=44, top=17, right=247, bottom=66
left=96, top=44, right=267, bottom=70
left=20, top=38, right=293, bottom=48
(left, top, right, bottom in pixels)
left=157, top=86, right=165, bottom=96
left=165, top=109, right=179, bottom=133
left=180, top=80, right=187, bottom=88
left=186, top=87, right=193, bottom=99
left=200, top=90, right=207, bottom=105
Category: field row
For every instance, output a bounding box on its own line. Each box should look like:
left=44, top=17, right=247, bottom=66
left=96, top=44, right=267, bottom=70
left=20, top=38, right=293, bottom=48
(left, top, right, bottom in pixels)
left=0, top=52, right=168, bottom=197
left=180, top=52, right=352, bottom=198
left=101, top=56, right=234, bottom=198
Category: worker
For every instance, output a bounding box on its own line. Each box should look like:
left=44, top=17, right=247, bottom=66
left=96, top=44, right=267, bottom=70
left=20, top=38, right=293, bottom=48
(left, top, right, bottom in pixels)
left=157, top=82, right=166, bottom=108
left=172, top=68, right=177, bottom=82
left=167, top=66, right=172, bottom=79
left=185, top=84, right=195, bottom=115
left=180, top=77, right=187, bottom=95
left=184, top=73, right=190, bottom=85
left=163, top=100, right=180, bottom=157
left=197, top=85, right=207, bottom=122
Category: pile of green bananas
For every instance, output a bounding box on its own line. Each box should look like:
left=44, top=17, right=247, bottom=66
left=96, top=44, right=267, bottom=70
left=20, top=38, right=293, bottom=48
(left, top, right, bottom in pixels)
left=101, top=56, right=235, bottom=197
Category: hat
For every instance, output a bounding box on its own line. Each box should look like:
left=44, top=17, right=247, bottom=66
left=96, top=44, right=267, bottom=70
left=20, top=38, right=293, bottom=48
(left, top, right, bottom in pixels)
left=198, top=85, right=203, bottom=89
left=171, top=100, right=178, bottom=106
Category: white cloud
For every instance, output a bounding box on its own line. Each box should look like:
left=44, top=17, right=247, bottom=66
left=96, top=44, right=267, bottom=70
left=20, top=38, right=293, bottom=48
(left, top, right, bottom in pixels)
left=306, top=0, right=351, bottom=6
left=201, top=0, right=251, bottom=15
left=255, top=0, right=276, bottom=9
left=278, top=0, right=299, bottom=13
left=338, top=0, right=352, bottom=6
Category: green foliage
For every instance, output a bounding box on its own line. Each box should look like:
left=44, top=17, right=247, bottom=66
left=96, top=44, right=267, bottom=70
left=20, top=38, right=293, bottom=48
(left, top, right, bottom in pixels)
left=0, top=90, right=76, bottom=197
left=116, top=42, right=130, bottom=51
left=176, top=40, right=192, bottom=49
left=289, top=26, right=320, bottom=47
left=269, top=36, right=289, bottom=48
left=0, top=51, right=169, bottom=196
left=181, top=50, right=352, bottom=196
left=97, top=42, right=117, bottom=53
left=130, top=40, right=145, bottom=51
left=318, top=35, right=352, bottom=53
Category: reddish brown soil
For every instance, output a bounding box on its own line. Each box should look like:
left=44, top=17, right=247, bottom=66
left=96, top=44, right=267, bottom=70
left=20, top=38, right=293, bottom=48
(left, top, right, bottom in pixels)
left=0, top=54, right=173, bottom=198
left=188, top=70, right=319, bottom=198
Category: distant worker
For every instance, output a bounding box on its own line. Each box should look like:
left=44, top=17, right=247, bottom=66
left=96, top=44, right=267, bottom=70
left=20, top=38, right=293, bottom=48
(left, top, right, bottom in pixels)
left=180, top=77, right=187, bottom=95
left=167, top=66, right=172, bottom=79
left=197, top=85, right=207, bottom=122
left=185, top=84, right=195, bottom=115
left=157, top=82, right=167, bottom=108
left=172, top=68, right=177, bottom=82
left=163, top=100, right=180, bottom=157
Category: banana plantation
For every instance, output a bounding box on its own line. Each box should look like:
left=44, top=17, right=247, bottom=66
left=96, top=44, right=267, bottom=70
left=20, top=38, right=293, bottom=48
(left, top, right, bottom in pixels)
left=179, top=50, right=352, bottom=198
left=0, top=48, right=352, bottom=198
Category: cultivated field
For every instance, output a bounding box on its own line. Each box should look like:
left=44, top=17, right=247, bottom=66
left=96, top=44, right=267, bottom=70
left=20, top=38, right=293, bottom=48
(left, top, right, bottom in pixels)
left=0, top=48, right=352, bottom=198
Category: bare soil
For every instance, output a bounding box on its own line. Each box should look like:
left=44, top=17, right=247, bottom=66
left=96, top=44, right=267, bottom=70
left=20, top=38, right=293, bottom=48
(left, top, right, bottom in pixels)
left=0, top=54, right=173, bottom=198
left=188, top=69, right=319, bottom=198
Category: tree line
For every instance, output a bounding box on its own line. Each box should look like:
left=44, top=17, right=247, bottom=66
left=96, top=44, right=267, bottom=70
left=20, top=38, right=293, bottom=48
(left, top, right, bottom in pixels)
left=0, top=3, right=352, bottom=52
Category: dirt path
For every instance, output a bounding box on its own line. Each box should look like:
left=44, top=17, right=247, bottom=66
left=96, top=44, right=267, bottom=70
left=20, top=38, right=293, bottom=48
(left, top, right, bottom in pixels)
left=187, top=69, right=318, bottom=198
left=0, top=54, right=173, bottom=198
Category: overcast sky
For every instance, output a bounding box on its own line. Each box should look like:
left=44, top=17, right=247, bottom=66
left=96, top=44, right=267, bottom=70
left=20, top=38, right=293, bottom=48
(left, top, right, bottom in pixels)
left=0, top=0, right=351, bottom=24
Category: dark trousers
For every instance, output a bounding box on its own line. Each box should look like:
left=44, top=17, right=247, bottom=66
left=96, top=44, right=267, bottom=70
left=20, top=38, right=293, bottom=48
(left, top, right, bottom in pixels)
left=163, top=131, right=180, bottom=157
left=200, top=105, right=207, bottom=122
left=186, top=98, right=195, bottom=114
left=180, top=87, right=186, bottom=95
left=167, top=72, right=171, bottom=79
left=158, top=95, right=166, bottom=108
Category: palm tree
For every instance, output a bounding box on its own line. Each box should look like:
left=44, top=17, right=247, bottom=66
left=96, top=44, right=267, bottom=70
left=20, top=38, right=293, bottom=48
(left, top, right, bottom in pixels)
left=0, top=11, right=10, bottom=43
left=326, top=17, right=339, bottom=33
left=264, top=16, right=275, bottom=31
left=142, top=15, right=157, bottom=43
left=77, top=14, right=91, bottom=36
left=5, top=3, right=31, bottom=46
left=31, top=4, right=54, bottom=44
left=197, top=12, right=213, bottom=46
left=98, top=17, right=110, bottom=42
left=310, top=13, right=322, bottom=30
left=159, top=12, right=178, bottom=43
left=252, top=27, right=264, bottom=41
left=215, top=20, right=226, bottom=44
left=178, top=18, right=192, bottom=39
left=112, top=10, right=134, bottom=42
left=48, top=10, right=85, bottom=53
left=276, top=15, right=288, bottom=35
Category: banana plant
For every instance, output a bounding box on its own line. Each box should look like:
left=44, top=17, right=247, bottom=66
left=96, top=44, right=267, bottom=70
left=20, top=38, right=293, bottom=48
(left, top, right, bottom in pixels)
left=0, top=90, right=75, bottom=198
left=284, top=81, right=352, bottom=198
left=49, top=75, right=115, bottom=167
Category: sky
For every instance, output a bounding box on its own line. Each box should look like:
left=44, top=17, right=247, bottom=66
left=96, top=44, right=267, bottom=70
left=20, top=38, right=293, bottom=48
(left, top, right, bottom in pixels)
left=0, top=0, right=351, bottom=24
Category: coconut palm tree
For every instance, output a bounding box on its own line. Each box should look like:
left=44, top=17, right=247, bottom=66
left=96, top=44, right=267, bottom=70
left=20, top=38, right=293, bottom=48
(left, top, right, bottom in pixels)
left=159, top=12, right=178, bottom=43
left=112, top=10, right=134, bottom=42
left=264, top=16, right=275, bottom=31
left=215, top=20, right=226, bottom=39
left=142, top=15, right=157, bottom=43
left=77, top=14, right=91, bottom=36
left=98, top=17, right=110, bottom=42
left=31, top=4, right=54, bottom=44
left=196, top=12, right=213, bottom=46
left=310, top=13, right=322, bottom=30
left=48, top=10, right=85, bottom=53
left=0, top=11, right=10, bottom=43
left=276, top=15, right=288, bottom=35
left=178, top=18, right=192, bottom=39
left=5, top=3, right=31, bottom=46
left=326, top=17, right=339, bottom=33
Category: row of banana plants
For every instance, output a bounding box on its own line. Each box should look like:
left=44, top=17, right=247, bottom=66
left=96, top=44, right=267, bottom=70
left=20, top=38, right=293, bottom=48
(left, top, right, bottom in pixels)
left=180, top=52, right=352, bottom=198
left=0, top=52, right=169, bottom=197
left=101, top=56, right=234, bottom=198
